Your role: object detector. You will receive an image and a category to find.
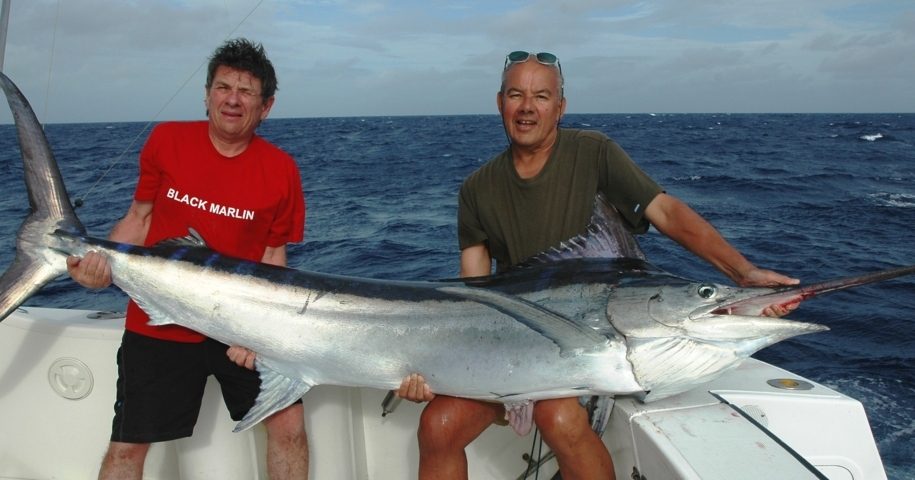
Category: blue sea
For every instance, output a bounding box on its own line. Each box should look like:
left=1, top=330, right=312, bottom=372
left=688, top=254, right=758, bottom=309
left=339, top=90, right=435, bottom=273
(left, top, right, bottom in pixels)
left=1, top=113, right=913, bottom=478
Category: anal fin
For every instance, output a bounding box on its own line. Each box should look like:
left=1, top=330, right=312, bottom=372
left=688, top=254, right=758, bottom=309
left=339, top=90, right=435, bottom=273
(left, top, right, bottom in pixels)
left=234, top=360, right=313, bottom=432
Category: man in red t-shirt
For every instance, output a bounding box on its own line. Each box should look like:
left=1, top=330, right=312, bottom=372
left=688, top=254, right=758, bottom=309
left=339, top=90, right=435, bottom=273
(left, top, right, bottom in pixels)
left=67, top=38, right=308, bottom=479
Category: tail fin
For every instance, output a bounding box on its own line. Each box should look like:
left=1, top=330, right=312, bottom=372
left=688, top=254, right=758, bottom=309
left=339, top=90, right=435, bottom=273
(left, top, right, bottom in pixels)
left=0, top=72, right=85, bottom=321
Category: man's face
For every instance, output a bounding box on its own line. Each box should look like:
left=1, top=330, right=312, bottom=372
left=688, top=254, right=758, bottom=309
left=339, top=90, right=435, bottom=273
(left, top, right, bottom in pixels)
left=205, top=65, right=274, bottom=144
left=497, top=61, right=566, bottom=151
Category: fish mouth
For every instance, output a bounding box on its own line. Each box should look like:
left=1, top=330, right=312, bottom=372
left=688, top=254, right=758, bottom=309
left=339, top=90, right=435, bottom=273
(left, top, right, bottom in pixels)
left=680, top=295, right=829, bottom=345
left=693, top=286, right=782, bottom=318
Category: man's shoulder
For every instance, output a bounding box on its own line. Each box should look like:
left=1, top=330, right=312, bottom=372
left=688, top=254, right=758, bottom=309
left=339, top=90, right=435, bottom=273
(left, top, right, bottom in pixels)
left=250, top=134, right=294, bottom=161
left=558, top=128, right=629, bottom=161
left=560, top=128, right=613, bottom=146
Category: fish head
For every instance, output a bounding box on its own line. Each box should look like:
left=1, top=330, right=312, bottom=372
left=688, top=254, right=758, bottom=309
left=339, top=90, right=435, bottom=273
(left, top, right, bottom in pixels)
left=609, top=278, right=826, bottom=344
left=606, top=278, right=828, bottom=401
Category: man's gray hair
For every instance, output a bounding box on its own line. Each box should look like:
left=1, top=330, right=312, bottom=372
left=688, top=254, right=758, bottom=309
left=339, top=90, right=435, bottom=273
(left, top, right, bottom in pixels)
left=500, top=62, right=564, bottom=98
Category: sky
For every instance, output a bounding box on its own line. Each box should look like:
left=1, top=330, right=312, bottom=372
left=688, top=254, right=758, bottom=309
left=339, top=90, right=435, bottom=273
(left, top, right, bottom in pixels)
left=1, top=0, right=914, bottom=124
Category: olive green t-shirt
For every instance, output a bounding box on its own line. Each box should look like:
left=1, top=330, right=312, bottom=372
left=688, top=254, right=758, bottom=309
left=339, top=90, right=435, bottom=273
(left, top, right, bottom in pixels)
left=458, top=128, right=662, bottom=271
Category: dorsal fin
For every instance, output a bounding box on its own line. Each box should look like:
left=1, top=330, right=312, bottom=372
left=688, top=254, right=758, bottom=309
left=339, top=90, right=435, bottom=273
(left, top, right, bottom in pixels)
left=523, top=192, right=646, bottom=265
left=152, top=227, right=209, bottom=249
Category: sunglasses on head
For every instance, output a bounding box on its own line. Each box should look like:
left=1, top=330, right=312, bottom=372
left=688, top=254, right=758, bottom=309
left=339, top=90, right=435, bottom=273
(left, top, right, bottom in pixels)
left=503, top=51, right=562, bottom=73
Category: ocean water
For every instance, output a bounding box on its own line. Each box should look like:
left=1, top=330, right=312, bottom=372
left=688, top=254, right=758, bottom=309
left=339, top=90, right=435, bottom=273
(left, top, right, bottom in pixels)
left=1, top=113, right=913, bottom=478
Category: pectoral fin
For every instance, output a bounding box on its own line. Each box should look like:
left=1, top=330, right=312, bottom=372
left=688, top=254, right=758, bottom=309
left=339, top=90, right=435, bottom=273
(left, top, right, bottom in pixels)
left=438, top=285, right=608, bottom=355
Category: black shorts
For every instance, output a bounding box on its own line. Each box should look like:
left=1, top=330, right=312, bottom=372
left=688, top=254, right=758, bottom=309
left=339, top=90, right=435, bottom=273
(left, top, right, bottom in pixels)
left=110, top=330, right=262, bottom=443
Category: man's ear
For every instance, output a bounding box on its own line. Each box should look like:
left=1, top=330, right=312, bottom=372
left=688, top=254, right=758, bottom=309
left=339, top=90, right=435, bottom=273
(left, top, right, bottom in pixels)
left=260, top=96, right=276, bottom=120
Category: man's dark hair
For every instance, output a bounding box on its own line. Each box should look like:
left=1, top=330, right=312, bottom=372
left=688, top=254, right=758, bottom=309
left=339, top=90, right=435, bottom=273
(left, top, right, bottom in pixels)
left=206, top=38, right=278, bottom=101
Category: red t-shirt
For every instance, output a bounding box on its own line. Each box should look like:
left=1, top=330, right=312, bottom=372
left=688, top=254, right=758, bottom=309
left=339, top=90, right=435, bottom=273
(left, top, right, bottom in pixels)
left=125, top=121, right=306, bottom=342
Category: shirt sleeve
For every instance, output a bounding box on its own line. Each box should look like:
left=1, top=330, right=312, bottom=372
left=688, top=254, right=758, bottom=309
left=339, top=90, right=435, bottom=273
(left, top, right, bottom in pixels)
left=600, top=140, right=663, bottom=233
left=266, top=155, right=306, bottom=247
left=134, top=124, right=165, bottom=202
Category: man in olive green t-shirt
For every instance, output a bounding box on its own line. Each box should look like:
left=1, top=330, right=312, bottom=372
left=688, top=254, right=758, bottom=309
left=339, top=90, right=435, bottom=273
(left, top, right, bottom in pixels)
left=399, top=51, right=800, bottom=480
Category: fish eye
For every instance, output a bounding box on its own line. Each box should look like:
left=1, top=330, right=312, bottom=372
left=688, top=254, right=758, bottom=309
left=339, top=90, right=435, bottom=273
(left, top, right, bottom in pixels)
left=697, top=284, right=717, bottom=299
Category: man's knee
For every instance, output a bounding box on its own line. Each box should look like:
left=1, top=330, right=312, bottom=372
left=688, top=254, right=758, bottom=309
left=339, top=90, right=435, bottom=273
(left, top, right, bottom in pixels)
left=100, top=441, right=151, bottom=476
left=418, top=397, right=498, bottom=452
left=533, top=398, right=590, bottom=439
left=105, top=441, right=149, bottom=459
left=264, top=403, right=306, bottom=440
left=418, top=400, right=461, bottom=451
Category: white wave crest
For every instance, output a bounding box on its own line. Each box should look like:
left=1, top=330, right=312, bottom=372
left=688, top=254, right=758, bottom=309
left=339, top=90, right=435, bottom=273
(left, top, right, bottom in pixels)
left=869, top=192, right=915, bottom=207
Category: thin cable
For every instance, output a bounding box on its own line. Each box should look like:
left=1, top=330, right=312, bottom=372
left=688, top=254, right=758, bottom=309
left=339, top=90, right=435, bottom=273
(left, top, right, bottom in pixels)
left=75, top=0, right=265, bottom=206
left=41, top=0, right=61, bottom=123
left=525, top=428, right=538, bottom=479
left=535, top=432, right=543, bottom=480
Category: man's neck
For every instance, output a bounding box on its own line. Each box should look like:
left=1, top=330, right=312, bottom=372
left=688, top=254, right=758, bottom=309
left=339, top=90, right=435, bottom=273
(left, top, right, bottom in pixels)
left=209, top=131, right=253, bottom=158
left=512, top=149, right=550, bottom=179
left=511, top=131, right=559, bottom=179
